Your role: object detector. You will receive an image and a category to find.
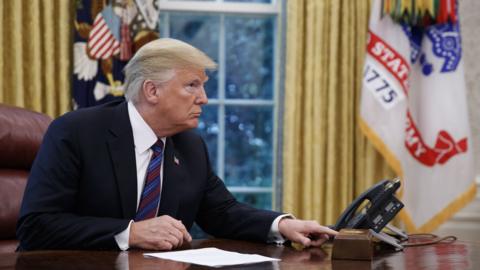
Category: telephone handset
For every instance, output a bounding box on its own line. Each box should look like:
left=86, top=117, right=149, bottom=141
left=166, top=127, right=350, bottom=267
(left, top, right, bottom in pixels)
left=332, top=178, right=404, bottom=233
left=331, top=178, right=406, bottom=250
left=331, top=178, right=457, bottom=251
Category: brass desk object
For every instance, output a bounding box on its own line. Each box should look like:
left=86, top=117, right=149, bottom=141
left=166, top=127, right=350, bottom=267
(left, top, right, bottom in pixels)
left=332, top=229, right=376, bottom=260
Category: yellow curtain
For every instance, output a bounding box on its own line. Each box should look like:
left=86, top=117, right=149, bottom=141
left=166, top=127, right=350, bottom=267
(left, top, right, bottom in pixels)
left=0, top=0, right=72, bottom=117
left=283, top=0, right=395, bottom=225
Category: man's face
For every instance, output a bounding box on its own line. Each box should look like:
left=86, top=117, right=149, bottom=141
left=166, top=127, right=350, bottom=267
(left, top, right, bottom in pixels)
left=154, top=68, right=209, bottom=132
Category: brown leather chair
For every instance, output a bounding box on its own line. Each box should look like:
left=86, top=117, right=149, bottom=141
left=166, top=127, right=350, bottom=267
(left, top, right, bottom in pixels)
left=0, top=104, right=51, bottom=253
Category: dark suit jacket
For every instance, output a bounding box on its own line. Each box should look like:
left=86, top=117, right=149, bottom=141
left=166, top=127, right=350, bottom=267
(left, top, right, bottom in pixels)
left=16, top=100, right=281, bottom=250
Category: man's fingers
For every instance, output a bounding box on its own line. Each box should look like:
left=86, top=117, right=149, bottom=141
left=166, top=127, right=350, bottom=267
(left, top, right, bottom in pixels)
left=170, top=218, right=192, bottom=242
left=162, top=221, right=188, bottom=248
left=175, top=223, right=192, bottom=241
left=183, top=231, right=192, bottom=242
left=305, top=222, right=338, bottom=236
left=166, top=225, right=184, bottom=241
left=295, top=233, right=331, bottom=247
left=310, top=238, right=327, bottom=247
left=278, top=218, right=339, bottom=248
left=130, top=216, right=193, bottom=250
left=159, top=215, right=192, bottom=243
left=300, top=236, right=311, bottom=247
left=158, top=240, right=173, bottom=250
left=291, top=232, right=312, bottom=247
left=319, top=226, right=338, bottom=235
left=174, top=230, right=187, bottom=247
left=165, top=233, right=181, bottom=248
left=309, top=234, right=329, bottom=247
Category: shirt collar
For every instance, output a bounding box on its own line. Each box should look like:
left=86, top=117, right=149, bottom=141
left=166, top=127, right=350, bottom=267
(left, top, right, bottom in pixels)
left=127, top=101, right=166, bottom=154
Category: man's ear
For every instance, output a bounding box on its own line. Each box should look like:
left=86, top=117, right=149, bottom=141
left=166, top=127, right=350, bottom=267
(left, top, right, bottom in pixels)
left=142, top=80, right=159, bottom=104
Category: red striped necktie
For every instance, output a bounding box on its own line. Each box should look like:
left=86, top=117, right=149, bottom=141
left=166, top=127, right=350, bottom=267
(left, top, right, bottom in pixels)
left=134, top=140, right=164, bottom=221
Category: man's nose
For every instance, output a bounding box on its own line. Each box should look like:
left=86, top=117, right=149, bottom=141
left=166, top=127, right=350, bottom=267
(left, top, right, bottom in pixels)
left=196, top=87, right=208, bottom=105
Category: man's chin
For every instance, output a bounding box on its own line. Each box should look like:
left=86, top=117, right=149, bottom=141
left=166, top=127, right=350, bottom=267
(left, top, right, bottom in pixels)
left=174, top=120, right=200, bottom=133
left=186, top=119, right=199, bottom=130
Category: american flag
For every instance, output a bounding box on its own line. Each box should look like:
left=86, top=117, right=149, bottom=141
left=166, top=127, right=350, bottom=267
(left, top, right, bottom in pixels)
left=74, top=1, right=160, bottom=108
left=87, top=6, right=121, bottom=60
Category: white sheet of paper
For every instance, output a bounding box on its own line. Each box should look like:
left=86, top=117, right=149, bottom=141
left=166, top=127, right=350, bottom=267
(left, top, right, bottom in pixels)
left=144, top=247, right=280, bottom=267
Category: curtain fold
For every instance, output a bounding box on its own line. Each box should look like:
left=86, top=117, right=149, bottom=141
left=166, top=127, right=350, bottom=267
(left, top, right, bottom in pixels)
left=283, top=0, right=395, bottom=225
left=0, top=0, right=72, bottom=117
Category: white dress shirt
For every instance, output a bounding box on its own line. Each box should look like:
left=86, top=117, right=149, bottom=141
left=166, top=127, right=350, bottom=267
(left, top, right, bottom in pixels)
left=114, top=101, right=286, bottom=250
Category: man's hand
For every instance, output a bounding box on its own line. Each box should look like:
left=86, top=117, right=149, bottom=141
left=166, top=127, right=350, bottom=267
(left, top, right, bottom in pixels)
left=129, top=215, right=192, bottom=250
left=278, top=219, right=338, bottom=247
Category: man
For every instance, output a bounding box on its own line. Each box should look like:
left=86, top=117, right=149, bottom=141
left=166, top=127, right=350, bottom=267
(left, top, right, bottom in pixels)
left=17, top=38, right=337, bottom=250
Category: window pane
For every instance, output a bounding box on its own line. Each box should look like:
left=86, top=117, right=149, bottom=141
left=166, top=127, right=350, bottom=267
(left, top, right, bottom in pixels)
left=162, top=12, right=220, bottom=98
left=196, top=105, right=219, bottom=171
left=225, top=15, right=274, bottom=99
left=232, top=192, right=272, bottom=209
left=225, top=106, right=273, bottom=187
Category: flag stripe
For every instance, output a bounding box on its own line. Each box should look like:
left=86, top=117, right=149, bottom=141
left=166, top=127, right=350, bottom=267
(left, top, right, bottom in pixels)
left=89, top=20, right=108, bottom=43
left=97, top=38, right=116, bottom=59
left=91, top=34, right=114, bottom=58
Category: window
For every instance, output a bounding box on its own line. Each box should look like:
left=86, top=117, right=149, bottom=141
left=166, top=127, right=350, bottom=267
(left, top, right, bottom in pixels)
left=158, top=0, right=282, bottom=211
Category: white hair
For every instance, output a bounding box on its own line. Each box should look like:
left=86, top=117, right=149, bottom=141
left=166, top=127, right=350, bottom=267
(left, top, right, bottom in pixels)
left=123, top=38, right=217, bottom=103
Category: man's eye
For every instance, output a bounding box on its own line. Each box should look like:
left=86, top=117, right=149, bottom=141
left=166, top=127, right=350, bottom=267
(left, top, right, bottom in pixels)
left=185, top=84, right=196, bottom=93
left=186, top=82, right=196, bottom=88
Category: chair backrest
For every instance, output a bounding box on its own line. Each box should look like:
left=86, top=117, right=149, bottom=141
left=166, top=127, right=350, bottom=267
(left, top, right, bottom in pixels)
left=0, top=104, right=51, bottom=245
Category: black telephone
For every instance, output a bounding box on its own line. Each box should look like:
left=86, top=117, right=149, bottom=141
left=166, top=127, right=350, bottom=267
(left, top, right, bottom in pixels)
left=332, top=177, right=404, bottom=233
left=331, top=178, right=407, bottom=250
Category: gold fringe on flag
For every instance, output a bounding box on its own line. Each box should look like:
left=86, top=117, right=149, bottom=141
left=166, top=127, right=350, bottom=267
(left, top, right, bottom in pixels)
left=381, top=0, right=457, bottom=26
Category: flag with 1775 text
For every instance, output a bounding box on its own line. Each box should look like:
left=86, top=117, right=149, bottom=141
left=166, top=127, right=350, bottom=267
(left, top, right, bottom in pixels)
left=360, top=0, right=476, bottom=232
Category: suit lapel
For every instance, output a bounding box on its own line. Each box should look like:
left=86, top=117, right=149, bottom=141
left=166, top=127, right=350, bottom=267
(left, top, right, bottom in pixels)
left=106, top=102, right=138, bottom=219
left=158, top=137, right=187, bottom=218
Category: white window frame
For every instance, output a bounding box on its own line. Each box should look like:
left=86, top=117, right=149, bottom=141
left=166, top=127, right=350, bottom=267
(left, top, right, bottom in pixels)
left=158, top=0, right=283, bottom=210
left=159, top=0, right=279, bottom=15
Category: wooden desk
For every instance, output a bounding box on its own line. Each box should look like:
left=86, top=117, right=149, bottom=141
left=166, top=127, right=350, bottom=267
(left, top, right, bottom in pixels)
left=1, top=239, right=479, bottom=269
